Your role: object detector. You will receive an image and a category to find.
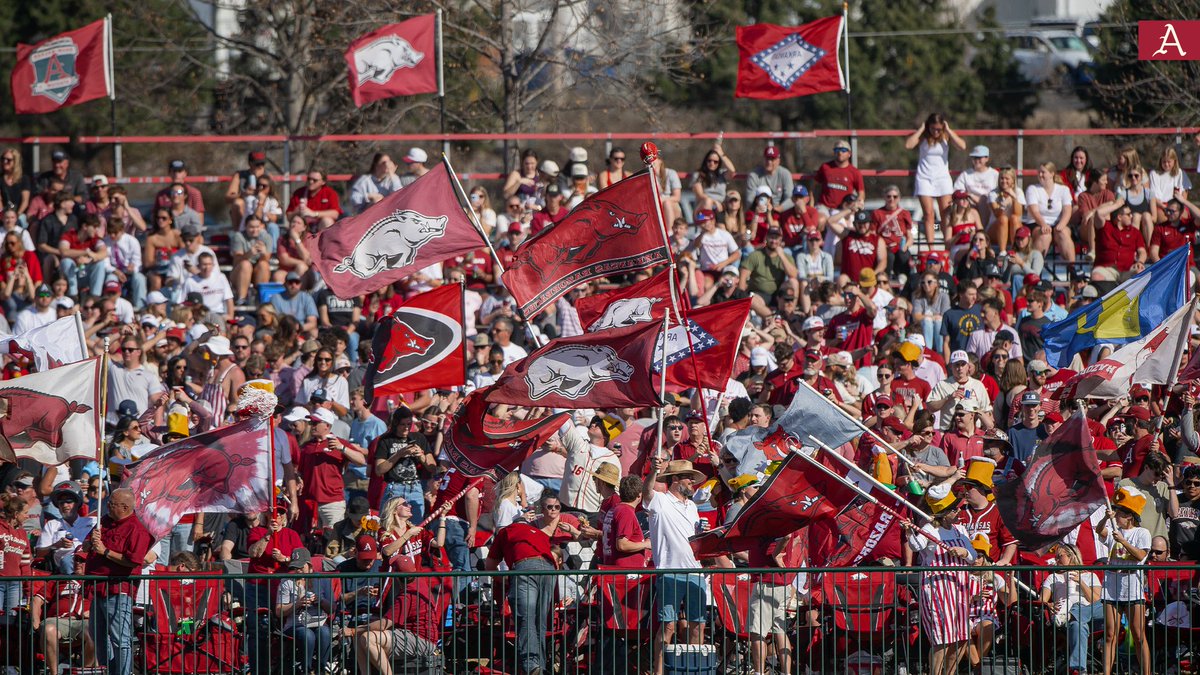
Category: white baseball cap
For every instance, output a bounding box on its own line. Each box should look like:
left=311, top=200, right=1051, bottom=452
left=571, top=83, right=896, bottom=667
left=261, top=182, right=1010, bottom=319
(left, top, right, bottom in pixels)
left=205, top=335, right=233, bottom=356
left=949, top=350, right=970, bottom=365
left=969, top=145, right=990, bottom=158
left=802, top=316, right=825, bottom=332
left=404, top=147, right=428, bottom=164
left=308, top=408, right=337, bottom=426
left=283, top=406, right=309, bottom=423
left=146, top=290, right=169, bottom=305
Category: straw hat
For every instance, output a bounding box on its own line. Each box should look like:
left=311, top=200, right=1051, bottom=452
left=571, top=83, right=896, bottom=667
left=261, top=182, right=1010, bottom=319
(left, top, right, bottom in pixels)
left=658, top=460, right=705, bottom=483
left=590, top=462, right=620, bottom=488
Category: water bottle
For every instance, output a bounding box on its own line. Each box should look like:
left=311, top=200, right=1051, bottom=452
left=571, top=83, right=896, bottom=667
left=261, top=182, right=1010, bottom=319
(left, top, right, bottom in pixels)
left=247, top=173, right=257, bottom=191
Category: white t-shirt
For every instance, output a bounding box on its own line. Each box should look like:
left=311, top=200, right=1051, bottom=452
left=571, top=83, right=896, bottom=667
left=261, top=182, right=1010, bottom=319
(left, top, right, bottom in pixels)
left=182, top=270, right=234, bottom=315
left=12, top=305, right=55, bottom=334
left=1041, top=570, right=1100, bottom=621
left=1023, top=184, right=1073, bottom=226
left=953, top=167, right=999, bottom=199
left=694, top=229, right=739, bottom=271
left=106, top=361, right=166, bottom=424
left=497, top=342, right=528, bottom=366
left=645, top=489, right=701, bottom=569
left=927, top=377, right=992, bottom=429
left=1101, top=525, right=1151, bottom=602
left=1149, top=170, right=1192, bottom=204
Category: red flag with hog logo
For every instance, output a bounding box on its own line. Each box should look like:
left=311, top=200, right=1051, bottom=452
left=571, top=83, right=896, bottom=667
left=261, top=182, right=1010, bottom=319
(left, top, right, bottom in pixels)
left=484, top=322, right=663, bottom=409
left=365, top=283, right=465, bottom=401
left=345, top=14, right=438, bottom=108
left=304, top=160, right=485, bottom=299
left=501, top=170, right=671, bottom=317
left=0, top=357, right=101, bottom=466
left=124, top=416, right=272, bottom=540
left=442, top=388, right=572, bottom=480
left=574, top=268, right=679, bottom=333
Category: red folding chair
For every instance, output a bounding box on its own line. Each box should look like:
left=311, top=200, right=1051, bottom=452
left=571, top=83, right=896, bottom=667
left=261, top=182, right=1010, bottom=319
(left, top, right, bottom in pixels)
left=818, top=570, right=905, bottom=671
left=136, top=570, right=242, bottom=674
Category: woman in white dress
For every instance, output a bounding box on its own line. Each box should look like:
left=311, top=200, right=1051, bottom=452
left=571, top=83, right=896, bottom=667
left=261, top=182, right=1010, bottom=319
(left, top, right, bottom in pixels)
left=1023, top=162, right=1076, bottom=265
left=1099, top=485, right=1152, bottom=675
left=905, top=113, right=967, bottom=249
left=1149, top=146, right=1192, bottom=222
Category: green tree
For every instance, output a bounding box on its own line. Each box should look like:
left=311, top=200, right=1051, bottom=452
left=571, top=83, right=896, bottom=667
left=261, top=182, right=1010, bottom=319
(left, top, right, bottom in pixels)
left=970, top=8, right=1039, bottom=128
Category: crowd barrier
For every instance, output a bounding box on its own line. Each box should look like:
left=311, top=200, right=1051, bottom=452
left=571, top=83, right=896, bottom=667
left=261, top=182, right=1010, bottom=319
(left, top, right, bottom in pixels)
left=6, top=563, right=1200, bottom=675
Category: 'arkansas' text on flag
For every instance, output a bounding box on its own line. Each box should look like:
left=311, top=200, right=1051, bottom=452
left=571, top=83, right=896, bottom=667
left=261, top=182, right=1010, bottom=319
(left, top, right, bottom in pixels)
left=124, top=416, right=272, bottom=540
left=11, top=18, right=112, bottom=115
left=441, top=389, right=571, bottom=480
left=501, top=171, right=670, bottom=317
left=0, top=357, right=101, bottom=466
left=575, top=268, right=678, bottom=333
left=654, top=298, right=751, bottom=391
left=485, top=322, right=663, bottom=409
left=366, top=283, right=465, bottom=400
left=735, top=16, right=845, bottom=100
left=345, top=15, right=438, bottom=107
left=305, top=160, right=485, bottom=299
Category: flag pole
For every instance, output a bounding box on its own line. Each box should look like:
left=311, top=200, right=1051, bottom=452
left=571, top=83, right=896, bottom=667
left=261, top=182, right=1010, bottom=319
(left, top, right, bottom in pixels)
left=75, top=311, right=90, bottom=359
left=841, top=4, right=852, bottom=131
left=97, top=341, right=110, bottom=521
left=1154, top=296, right=1198, bottom=441
left=106, top=14, right=121, bottom=178
left=655, top=315, right=669, bottom=462
left=436, top=9, right=448, bottom=161
left=797, top=378, right=916, bottom=467
left=805, top=434, right=931, bottom=522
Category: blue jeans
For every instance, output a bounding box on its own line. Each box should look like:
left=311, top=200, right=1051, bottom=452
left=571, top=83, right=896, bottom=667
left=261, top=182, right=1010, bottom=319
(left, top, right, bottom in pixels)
left=922, top=316, right=943, bottom=357
left=531, top=476, right=562, bottom=494
left=382, top=482, right=426, bottom=524
left=60, top=257, right=109, bottom=298
left=91, top=592, right=133, bottom=675
left=284, top=624, right=331, bottom=675
left=157, top=522, right=193, bottom=566
left=440, top=517, right=471, bottom=595
left=0, top=580, right=20, bottom=619
left=245, top=582, right=273, bottom=675
left=122, top=271, right=148, bottom=309
left=511, top=558, right=555, bottom=674
left=1068, top=601, right=1103, bottom=669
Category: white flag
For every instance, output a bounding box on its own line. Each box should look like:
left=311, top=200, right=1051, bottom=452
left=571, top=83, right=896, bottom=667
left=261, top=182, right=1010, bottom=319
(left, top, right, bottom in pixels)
left=1060, top=297, right=1197, bottom=401
left=0, top=357, right=102, bottom=465
left=0, top=315, right=87, bottom=372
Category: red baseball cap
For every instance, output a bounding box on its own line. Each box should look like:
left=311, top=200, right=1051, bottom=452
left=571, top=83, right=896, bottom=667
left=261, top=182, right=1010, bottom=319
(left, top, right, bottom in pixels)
left=879, top=415, right=911, bottom=439
left=1123, top=405, right=1152, bottom=422
left=355, top=535, right=378, bottom=563
left=763, top=146, right=780, bottom=159
left=1129, top=384, right=1151, bottom=400
left=1044, top=412, right=1065, bottom=424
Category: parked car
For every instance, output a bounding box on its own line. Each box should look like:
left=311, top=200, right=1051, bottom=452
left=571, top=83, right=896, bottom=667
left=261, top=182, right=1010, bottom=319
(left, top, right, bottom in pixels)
left=1006, top=30, right=1095, bottom=87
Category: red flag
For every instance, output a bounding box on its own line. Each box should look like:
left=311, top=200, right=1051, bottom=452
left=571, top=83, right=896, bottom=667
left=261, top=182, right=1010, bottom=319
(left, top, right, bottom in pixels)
left=996, top=413, right=1108, bottom=552
left=365, top=283, right=465, bottom=400
left=658, top=299, right=752, bottom=391
left=123, top=416, right=272, bottom=540
left=808, top=499, right=903, bottom=567
left=501, top=171, right=671, bottom=317
left=691, top=452, right=851, bottom=559
left=575, top=268, right=678, bottom=333
left=484, top=322, right=663, bottom=409
left=0, top=357, right=101, bottom=465
left=11, top=19, right=112, bottom=114
left=441, top=389, right=571, bottom=479
left=305, top=161, right=484, bottom=299
left=345, top=15, right=438, bottom=107
left=735, top=16, right=846, bottom=100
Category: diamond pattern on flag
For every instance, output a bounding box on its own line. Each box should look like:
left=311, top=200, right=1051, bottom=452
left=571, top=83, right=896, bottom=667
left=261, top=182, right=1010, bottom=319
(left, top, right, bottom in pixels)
left=751, top=33, right=827, bottom=89
left=652, top=320, right=716, bottom=372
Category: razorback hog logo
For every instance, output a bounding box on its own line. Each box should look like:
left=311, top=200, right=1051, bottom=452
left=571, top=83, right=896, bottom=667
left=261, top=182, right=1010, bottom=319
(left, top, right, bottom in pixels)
left=353, top=35, right=425, bottom=86
left=0, top=388, right=91, bottom=448
left=513, top=198, right=646, bottom=279
left=378, top=320, right=435, bottom=369
left=333, top=210, right=447, bottom=279
left=132, top=441, right=259, bottom=505
left=590, top=297, right=661, bottom=331
left=524, top=345, right=634, bottom=400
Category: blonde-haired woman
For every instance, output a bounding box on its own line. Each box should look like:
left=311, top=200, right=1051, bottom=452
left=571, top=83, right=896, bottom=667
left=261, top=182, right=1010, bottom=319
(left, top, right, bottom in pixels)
left=0, top=149, right=30, bottom=223
left=490, top=471, right=525, bottom=532
left=468, top=186, right=497, bottom=237
left=1040, top=543, right=1101, bottom=674
left=1023, top=162, right=1075, bottom=263
left=378, top=496, right=430, bottom=569
left=1149, top=146, right=1191, bottom=222
left=1108, top=146, right=1143, bottom=192
left=905, top=113, right=967, bottom=248
left=987, top=167, right=1024, bottom=249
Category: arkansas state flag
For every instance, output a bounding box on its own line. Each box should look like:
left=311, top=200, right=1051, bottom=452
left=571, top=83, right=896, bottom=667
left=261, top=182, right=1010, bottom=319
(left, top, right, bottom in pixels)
left=306, top=160, right=484, bottom=299
left=365, top=283, right=465, bottom=401
left=345, top=14, right=438, bottom=108
left=735, top=16, right=845, bottom=100
left=501, top=170, right=671, bottom=317
left=442, top=389, right=571, bottom=480
left=575, top=268, right=678, bottom=333
left=655, top=298, right=751, bottom=391
left=11, top=18, right=112, bottom=114
left=0, top=357, right=101, bottom=465
left=485, top=322, right=662, bottom=409
left=124, top=416, right=272, bottom=540
left=996, top=413, right=1108, bottom=552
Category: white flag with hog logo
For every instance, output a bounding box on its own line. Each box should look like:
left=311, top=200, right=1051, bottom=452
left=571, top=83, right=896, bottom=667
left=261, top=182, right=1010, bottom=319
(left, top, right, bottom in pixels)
left=0, top=357, right=102, bottom=465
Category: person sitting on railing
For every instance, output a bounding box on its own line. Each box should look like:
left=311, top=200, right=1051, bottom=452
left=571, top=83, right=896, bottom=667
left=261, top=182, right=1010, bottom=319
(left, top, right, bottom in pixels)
left=31, top=552, right=96, bottom=675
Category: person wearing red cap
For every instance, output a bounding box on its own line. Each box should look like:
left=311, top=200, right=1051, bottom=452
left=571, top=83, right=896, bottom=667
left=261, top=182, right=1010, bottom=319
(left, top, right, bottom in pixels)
left=337, top=535, right=383, bottom=619
left=746, top=146, right=794, bottom=214
left=1117, top=405, right=1158, bottom=477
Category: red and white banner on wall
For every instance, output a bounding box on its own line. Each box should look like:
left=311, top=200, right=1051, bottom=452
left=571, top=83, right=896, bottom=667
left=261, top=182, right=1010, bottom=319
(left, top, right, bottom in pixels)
left=1138, top=21, right=1200, bottom=61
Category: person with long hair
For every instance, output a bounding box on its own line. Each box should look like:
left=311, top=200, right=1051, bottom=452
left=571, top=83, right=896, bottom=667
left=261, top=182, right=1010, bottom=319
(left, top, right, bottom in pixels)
left=912, top=271, right=950, bottom=354
left=653, top=155, right=683, bottom=226
left=1040, top=543, right=1102, bottom=674
left=905, top=113, right=967, bottom=248
left=955, top=231, right=998, bottom=282
left=1023, top=162, right=1076, bottom=263
left=143, top=208, right=182, bottom=292
left=691, top=142, right=736, bottom=213
left=987, top=167, right=1025, bottom=250
left=378, top=497, right=433, bottom=570
left=275, top=213, right=312, bottom=283
left=374, top=407, right=434, bottom=522
left=719, top=189, right=748, bottom=248
left=489, top=472, right=525, bottom=532
left=1149, top=146, right=1191, bottom=220
left=1099, top=485, right=1152, bottom=675
left=1006, top=227, right=1044, bottom=294
left=1114, top=163, right=1156, bottom=243
left=907, top=481, right=976, bottom=675
left=349, top=152, right=402, bottom=215
left=467, top=185, right=497, bottom=236
left=0, top=231, right=41, bottom=315
left=946, top=190, right=983, bottom=261
left=241, top=175, right=283, bottom=246
left=0, top=149, right=30, bottom=224
left=1060, top=146, right=1092, bottom=200
left=1108, top=146, right=1143, bottom=192
left=598, top=147, right=631, bottom=189
left=503, top=148, right=541, bottom=200
left=0, top=493, right=30, bottom=619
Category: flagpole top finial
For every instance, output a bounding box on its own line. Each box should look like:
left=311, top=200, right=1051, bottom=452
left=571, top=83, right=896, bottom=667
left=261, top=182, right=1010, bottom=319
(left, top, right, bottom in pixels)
left=640, top=142, right=660, bottom=166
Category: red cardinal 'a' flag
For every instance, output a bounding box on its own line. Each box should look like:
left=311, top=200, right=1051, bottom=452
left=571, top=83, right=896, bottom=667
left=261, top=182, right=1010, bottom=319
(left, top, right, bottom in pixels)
left=575, top=268, right=679, bottom=333
left=996, top=413, right=1107, bottom=552
left=735, top=16, right=846, bottom=100
left=124, top=416, right=272, bottom=540
left=501, top=171, right=671, bottom=317
left=345, top=14, right=438, bottom=107
left=485, top=322, right=662, bottom=409
left=657, top=298, right=751, bottom=391
left=11, top=18, right=112, bottom=115
left=0, top=357, right=101, bottom=465
left=366, top=283, right=464, bottom=400
left=691, top=452, right=853, bottom=558
left=442, top=389, right=571, bottom=479
left=306, top=160, right=484, bottom=299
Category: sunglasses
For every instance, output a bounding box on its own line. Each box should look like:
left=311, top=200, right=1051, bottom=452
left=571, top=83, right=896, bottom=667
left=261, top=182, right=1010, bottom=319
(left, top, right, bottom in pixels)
left=543, top=504, right=562, bottom=510
left=1186, top=480, right=1200, bottom=487
left=315, top=357, right=333, bottom=363
left=122, top=346, right=140, bottom=352
left=668, top=425, right=684, bottom=431
left=1151, top=549, right=1167, bottom=555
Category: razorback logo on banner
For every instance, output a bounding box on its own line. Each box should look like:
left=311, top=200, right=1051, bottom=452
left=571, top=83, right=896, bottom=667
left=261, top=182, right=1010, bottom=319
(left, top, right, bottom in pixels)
left=576, top=268, right=677, bottom=332
left=501, top=171, right=670, bottom=317
left=0, top=357, right=101, bottom=466
left=441, top=389, right=570, bottom=480
left=366, top=283, right=465, bottom=400
left=345, top=14, right=439, bottom=107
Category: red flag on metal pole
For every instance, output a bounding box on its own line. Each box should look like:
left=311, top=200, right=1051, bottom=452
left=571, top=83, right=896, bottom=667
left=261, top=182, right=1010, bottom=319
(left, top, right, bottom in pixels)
left=735, top=16, right=846, bottom=100
left=11, top=18, right=113, bottom=114
left=441, top=389, right=571, bottom=480
left=365, top=283, right=466, bottom=401
left=345, top=14, right=439, bottom=107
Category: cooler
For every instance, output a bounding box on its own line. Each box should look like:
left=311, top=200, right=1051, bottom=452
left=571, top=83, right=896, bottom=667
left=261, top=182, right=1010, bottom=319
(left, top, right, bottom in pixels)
left=663, top=644, right=717, bottom=675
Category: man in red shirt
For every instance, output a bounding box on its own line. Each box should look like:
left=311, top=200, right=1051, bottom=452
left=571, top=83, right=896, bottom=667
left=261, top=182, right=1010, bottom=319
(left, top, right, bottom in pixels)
left=779, top=185, right=822, bottom=250
left=246, top=501, right=304, bottom=675
left=825, top=281, right=877, bottom=352
left=838, top=211, right=886, bottom=283
left=1149, top=195, right=1200, bottom=262
left=484, top=519, right=556, bottom=675
left=287, top=169, right=342, bottom=230
left=765, top=343, right=804, bottom=406
left=815, top=139, right=866, bottom=212
left=938, top=402, right=986, bottom=467
left=299, top=408, right=367, bottom=530
left=59, top=214, right=109, bottom=299
left=601, top=475, right=650, bottom=568
left=957, top=457, right=1018, bottom=564
left=1091, top=202, right=1147, bottom=281
left=872, top=185, right=912, bottom=271
left=1119, top=405, right=1158, bottom=477
left=83, top=488, right=155, bottom=675
left=32, top=561, right=95, bottom=674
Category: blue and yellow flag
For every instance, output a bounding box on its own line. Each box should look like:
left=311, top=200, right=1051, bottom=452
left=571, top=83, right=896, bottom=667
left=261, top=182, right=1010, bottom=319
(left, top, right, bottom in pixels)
left=1042, top=246, right=1190, bottom=368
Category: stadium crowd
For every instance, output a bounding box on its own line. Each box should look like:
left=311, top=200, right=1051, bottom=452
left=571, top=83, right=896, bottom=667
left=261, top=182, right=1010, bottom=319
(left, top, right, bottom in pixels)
left=0, top=122, right=1198, bottom=675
